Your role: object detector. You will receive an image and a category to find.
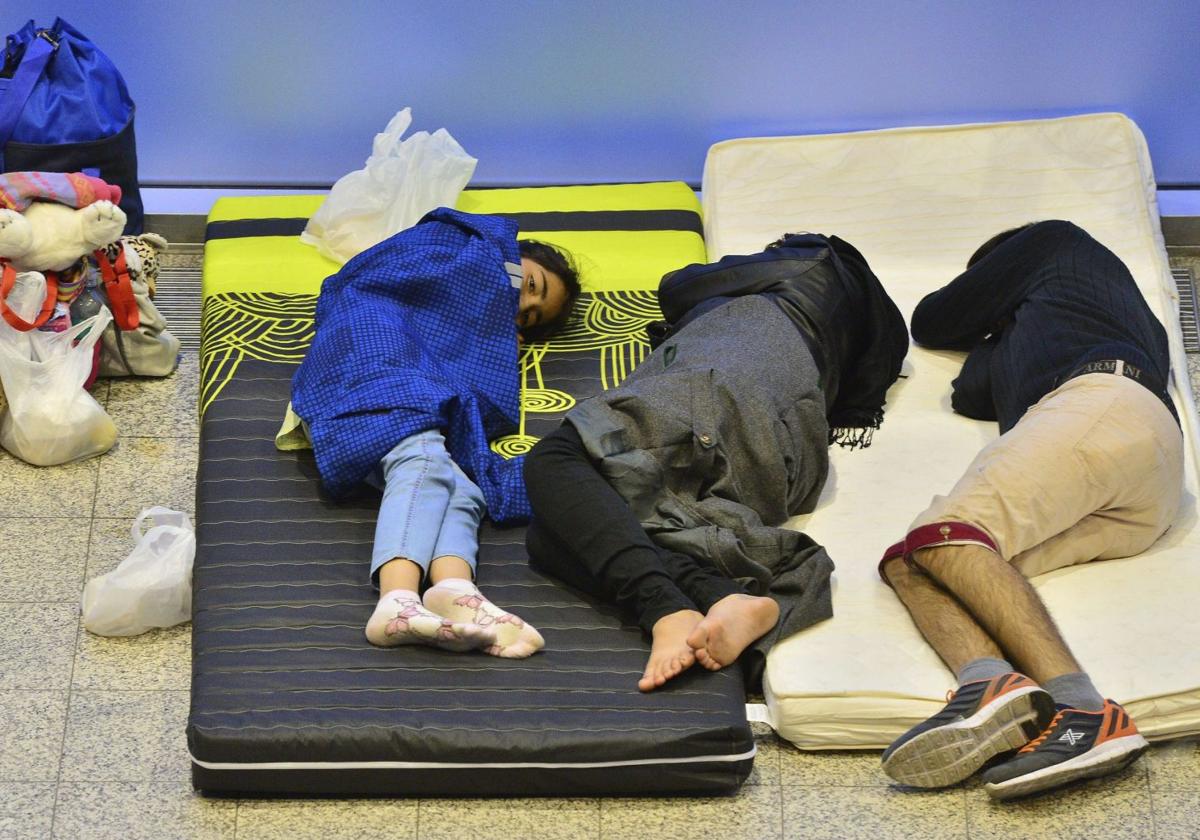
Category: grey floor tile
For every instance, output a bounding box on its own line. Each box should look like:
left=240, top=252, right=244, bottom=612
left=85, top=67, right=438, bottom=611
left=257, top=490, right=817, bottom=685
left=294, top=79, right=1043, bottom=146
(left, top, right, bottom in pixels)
left=83, top=517, right=137, bottom=583
left=105, top=354, right=199, bottom=439
left=0, top=782, right=55, bottom=840
left=0, top=603, right=78, bottom=690
left=1147, top=737, right=1200, bottom=791
left=601, top=784, right=781, bottom=840
left=779, top=744, right=888, bottom=787
left=234, top=799, right=418, bottom=840
left=92, top=436, right=198, bottom=519
left=0, top=691, right=68, bottom=782
left=52, top=781, right=236, bottom=840
left=1154, top=790, right=1200, bottom=840
left=59, top=690, right=189, bottom=782
left=0, top=451, right=97, bottom=518
left=964, top=764, right=1152, bottom=839
left=783, top=785, right=967, bottom=839
left=72, top=621, right=190, bottom=691
left=420, top=797, right=599, bottom=840
left=0, top=518, right=89, bottom=602
left=745, top=730, right=781, bottom=786
left=92, top=378, right=111, bottom=407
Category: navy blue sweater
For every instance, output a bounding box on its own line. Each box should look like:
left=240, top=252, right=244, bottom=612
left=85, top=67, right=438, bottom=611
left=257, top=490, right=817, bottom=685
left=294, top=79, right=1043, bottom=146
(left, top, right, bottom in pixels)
left=911, top=221, right=1176, bottom=433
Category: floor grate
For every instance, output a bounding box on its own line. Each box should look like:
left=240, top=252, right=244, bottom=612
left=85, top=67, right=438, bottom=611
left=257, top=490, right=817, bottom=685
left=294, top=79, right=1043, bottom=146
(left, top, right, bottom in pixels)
left=1173, top=266, right=1200, bottom=354
left=152, top=244, right=203, bottom=353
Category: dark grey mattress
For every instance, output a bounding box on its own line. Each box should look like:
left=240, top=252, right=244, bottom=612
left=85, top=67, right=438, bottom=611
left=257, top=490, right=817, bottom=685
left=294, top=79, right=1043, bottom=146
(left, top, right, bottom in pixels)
left=187, top=291, right=755, bottom=797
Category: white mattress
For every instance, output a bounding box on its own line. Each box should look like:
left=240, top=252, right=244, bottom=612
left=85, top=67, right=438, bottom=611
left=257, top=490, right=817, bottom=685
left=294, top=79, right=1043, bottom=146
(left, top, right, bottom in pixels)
left=703, top=113, right=1200, bottom=749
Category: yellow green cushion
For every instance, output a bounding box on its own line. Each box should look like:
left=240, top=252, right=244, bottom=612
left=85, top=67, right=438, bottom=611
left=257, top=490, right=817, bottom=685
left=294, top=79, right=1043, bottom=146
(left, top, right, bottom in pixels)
left=202, top=182, right=705, bottom=297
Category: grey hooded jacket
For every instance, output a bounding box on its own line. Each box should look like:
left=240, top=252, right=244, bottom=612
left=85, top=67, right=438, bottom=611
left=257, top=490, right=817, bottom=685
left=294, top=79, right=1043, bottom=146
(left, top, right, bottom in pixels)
left=565, top=294, right=835, bottom=661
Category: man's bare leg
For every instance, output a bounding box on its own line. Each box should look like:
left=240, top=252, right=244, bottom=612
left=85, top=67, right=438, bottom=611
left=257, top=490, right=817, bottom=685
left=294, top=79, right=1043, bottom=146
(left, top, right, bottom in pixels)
left=912, top=544, right=1081, bottom=683
left=905, top=542, right=1144, bottom=798
left=640, top=609, right=704, bottom=692
left=880, top=555, right=1056, bottom=789
left=883, top=557, right=1004, bottom=673
left=686, top=594, right=779, bottom=671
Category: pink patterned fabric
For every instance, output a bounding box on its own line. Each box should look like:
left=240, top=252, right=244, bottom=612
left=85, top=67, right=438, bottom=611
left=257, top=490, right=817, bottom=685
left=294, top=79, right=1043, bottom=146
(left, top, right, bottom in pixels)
left=0, top=171, right=122, bottom=212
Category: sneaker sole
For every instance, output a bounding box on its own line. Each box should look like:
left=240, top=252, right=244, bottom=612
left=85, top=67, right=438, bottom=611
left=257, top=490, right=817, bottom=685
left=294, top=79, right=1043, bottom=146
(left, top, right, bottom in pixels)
left=882, top=685, right=1055, bottom=788
left=983, top=733, right=1149, bottom=801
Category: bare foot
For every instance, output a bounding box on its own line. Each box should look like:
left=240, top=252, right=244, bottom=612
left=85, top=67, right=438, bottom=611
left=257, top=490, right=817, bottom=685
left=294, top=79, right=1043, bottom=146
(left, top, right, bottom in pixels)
left=687, top=594, right=780, bottom=670
left=639, top=609, right=703, bottom=692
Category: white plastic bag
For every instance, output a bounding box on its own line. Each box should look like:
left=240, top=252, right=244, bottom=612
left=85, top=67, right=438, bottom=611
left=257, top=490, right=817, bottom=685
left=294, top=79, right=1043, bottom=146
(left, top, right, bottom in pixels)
left=300, top=107, right=478, bottom=263
left=0, top=271, right=117, bottom=465
left=81, top=507, right=195, bottom=636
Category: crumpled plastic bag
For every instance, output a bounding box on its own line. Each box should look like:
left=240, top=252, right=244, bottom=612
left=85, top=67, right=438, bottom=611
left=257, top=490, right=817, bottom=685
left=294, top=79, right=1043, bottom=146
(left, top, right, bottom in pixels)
left=81, top=507, right=195, bottom=636
left=0, top=270, right=116, bottom=465
left=301, top=107, right=477, bottom=263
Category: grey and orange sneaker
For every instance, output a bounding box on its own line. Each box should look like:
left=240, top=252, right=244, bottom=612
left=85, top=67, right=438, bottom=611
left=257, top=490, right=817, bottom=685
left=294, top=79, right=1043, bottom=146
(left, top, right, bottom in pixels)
left=982, top=699, right=1148, bottom=800
left=882, top=672, right=1055, bottom=788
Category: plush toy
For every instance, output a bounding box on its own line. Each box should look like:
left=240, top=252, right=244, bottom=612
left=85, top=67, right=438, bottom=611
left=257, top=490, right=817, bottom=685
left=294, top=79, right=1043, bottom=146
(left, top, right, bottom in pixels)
left=98, top=231, right=169, bottom=297
left=86, top=231, right=181, bottom=377
left=0, top=171, right=126, bottom=272
left=0, top=199, right=126, bottom=272
left=0, top=173, right=140, bottom=465
left=0, top=173, right=179, bottom=380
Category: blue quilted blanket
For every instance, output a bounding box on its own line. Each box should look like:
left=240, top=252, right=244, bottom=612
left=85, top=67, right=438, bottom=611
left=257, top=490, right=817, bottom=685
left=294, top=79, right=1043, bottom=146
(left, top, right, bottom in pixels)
left=291, top=208, right=530, bottom=524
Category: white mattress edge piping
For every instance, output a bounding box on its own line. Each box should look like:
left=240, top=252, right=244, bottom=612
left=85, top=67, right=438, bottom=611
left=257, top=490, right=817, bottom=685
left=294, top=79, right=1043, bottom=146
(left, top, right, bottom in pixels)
left=188, top=745, right=758, bottom=771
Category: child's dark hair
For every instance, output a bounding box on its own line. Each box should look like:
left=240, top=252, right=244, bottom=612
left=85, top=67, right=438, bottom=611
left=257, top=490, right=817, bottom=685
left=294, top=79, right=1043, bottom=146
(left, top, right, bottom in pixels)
left=517, top=239, right=582, bottom=343
left=966, top=223, right=1036, bottom=268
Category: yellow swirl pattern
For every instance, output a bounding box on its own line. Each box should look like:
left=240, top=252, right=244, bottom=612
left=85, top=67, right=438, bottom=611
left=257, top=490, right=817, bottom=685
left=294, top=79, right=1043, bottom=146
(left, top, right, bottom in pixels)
left=199, top=291, right=660, bottom=457
left=200, top=293, right=316, bottom=418
left=522, top=388, right=576, bottom=413
left=489, top=434, right=540, bottom=458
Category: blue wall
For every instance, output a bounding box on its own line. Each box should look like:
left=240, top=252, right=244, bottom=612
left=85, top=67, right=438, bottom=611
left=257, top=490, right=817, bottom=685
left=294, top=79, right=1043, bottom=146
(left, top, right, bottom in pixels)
left=8, top=1, right=1200, bottom=186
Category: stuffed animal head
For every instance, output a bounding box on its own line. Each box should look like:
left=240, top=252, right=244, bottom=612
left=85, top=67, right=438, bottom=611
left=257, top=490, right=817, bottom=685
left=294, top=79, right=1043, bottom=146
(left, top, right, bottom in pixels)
left=0, top=200, right=127, bottom=273
left=98, top=232, right=169, bottom=298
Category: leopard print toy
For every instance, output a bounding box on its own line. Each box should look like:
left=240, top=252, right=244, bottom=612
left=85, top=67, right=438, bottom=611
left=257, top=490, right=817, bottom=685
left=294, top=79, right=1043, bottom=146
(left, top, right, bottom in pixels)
left=97, top=232, right=168, bottom=298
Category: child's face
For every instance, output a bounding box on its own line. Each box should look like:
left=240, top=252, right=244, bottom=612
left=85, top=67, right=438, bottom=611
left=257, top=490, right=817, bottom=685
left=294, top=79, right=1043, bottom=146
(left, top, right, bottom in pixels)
left=517, top=256, right=569, bottom=335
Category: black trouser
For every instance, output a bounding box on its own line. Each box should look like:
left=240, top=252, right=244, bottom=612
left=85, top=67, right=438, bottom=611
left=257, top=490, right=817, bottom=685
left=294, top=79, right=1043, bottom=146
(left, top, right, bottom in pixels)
left=523, top=423, right=744, bottom=633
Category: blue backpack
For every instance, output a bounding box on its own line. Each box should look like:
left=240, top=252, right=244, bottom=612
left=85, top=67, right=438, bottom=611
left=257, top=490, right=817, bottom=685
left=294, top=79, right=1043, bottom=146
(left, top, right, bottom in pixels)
left=0, top=18, right=143, bottom=233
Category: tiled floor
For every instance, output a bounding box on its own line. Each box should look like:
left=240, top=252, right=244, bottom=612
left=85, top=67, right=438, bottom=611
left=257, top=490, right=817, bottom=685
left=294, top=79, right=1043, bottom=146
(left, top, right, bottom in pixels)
left=3, top=315, right=1200, bottom=837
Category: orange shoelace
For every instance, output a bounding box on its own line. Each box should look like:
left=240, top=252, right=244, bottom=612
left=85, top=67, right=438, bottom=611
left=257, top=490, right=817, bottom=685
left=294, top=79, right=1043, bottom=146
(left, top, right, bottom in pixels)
left=1018, top=709, right=1066, bottom=753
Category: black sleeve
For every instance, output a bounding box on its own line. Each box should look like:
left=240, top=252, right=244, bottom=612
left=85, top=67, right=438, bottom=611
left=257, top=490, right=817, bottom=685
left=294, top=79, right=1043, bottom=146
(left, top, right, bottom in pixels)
left=657, top=243, right=832, bottom=325
left=948, top=339, right=999, bottom=421
left=911, top=221, right=1075, bottom=349
left=910, top=261, right=1028, bottom=350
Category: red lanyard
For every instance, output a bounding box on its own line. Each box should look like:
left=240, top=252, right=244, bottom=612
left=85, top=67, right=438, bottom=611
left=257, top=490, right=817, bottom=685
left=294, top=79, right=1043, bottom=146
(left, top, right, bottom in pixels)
left=0, top=260, right=59, bottom=331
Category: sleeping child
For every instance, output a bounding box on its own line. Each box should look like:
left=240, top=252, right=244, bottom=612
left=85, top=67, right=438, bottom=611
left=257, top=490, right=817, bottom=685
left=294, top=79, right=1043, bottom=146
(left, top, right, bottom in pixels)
left=290, top=209, right=579, bottom=658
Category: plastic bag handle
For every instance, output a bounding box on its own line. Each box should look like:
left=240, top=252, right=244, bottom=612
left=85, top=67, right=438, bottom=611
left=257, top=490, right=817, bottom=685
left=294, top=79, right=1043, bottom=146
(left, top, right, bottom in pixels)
left=0, top=261, right=58, bottom=331
left=95, top=247, right=139, bottom=331
left=131, top=506, right=190, bottom=542
left=60, top=304, right=112, bottom=350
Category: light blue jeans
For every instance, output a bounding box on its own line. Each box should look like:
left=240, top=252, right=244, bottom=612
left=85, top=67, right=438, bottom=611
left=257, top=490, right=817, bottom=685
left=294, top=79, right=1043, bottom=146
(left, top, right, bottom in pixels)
left=368, top=429, right=485, bottom=586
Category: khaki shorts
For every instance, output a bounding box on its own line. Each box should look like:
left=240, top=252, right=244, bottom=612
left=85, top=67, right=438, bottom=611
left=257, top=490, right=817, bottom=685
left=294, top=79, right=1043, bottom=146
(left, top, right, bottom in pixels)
left=910, top=372, right=1183, bottom=578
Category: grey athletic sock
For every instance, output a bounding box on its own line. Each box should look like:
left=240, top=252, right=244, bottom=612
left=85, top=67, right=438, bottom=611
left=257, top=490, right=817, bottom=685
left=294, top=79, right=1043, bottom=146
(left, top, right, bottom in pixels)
left=1042, top=672, right=1105, bottom=711
left=956, top=657, right=1013, bottom=686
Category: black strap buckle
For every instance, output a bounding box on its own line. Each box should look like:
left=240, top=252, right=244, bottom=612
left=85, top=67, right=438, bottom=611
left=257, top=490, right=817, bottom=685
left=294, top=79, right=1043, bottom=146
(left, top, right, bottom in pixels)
left=35, top=29, right=60, bottom=51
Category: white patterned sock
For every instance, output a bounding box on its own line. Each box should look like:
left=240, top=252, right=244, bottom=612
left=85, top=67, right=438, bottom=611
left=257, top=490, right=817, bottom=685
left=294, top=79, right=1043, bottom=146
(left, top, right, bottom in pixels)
left=365, top=589, right=496, bottom=652
left=423, top=579, right=545, bottom=659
